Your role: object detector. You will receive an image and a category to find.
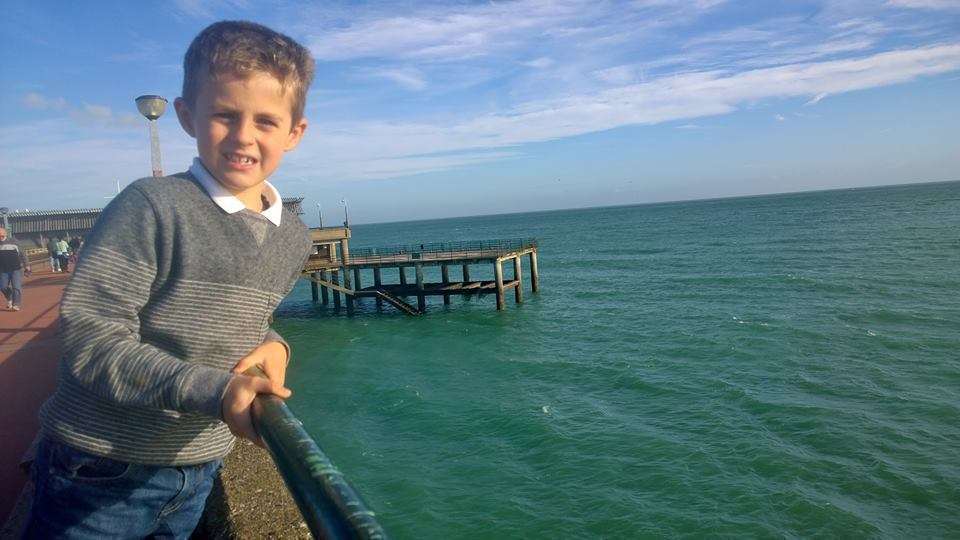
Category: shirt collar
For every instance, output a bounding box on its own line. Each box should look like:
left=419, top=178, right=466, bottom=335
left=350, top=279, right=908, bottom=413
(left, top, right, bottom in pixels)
left=189, top=158, right=283, bottom=226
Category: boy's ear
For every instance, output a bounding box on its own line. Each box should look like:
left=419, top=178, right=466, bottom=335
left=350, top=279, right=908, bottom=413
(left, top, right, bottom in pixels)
left=173, top=98, right=196, bottom=138
left=284, top=118, right=308, bottom=152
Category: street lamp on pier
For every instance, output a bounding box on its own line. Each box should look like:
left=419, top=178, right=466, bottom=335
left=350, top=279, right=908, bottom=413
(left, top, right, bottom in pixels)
left=135, top=95, right=168, bottom=177
left=339, top=199, right=350, bottom=228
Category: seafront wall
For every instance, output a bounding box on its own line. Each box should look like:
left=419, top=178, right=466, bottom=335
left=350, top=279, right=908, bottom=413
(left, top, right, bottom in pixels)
left=194, top=440, right=308, bottom=538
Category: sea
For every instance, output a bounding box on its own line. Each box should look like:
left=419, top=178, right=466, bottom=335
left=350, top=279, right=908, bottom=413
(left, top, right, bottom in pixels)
left=273, top=180, right=960, bottom=538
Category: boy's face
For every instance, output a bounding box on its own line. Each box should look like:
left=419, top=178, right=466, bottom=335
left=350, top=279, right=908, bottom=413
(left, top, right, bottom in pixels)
left=174, top=72, right=307, bottom=196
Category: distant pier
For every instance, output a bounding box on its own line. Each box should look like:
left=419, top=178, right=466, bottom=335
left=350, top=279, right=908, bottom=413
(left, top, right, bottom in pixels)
left=302, top=227, right=539, bottom=315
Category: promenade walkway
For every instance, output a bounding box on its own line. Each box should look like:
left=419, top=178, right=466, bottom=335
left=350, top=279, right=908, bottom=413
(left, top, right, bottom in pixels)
left=0, top=268, right=68, bottom=525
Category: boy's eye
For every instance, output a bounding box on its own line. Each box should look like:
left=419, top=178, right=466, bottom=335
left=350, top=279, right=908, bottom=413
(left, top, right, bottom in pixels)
left=258, top=118, right=278, bottom=127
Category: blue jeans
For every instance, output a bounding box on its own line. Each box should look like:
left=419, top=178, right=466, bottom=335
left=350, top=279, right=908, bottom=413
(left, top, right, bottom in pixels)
left=24, top=438, right=222, bottom=539
left=0, top=268, right=22, bottom=307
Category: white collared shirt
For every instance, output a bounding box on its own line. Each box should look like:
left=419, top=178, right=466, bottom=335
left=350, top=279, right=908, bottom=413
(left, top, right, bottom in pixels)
left=189, top=158, right=283, bottom=226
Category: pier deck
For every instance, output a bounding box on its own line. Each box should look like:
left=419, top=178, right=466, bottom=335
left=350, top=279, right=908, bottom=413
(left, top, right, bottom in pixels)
left=302, top=237, right=539, bottom=315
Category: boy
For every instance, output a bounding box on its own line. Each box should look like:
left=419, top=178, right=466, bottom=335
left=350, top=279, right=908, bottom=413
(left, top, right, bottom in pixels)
left=25, top=21, right=314, bottom=538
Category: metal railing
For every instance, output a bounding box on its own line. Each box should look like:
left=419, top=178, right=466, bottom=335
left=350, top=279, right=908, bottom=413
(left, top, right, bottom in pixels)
left=250, top=376, right=387, bottom=539
left=348, top=238, right=538, bottom=264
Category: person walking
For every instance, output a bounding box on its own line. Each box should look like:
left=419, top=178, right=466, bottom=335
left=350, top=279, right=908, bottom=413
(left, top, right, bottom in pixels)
left=47, top=236, right=61, bottom=272
left=68, top=236, right=82, bottom=267
left=0, top=227, right=31, bottom=311
left=56, top=236, right=70, bottom=273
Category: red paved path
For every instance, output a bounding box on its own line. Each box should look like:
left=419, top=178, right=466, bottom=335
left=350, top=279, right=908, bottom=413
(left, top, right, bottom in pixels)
left=0, top=267, right=69, bottom=523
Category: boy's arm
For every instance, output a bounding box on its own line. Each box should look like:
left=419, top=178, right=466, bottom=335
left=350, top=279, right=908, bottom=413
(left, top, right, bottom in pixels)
left=59, top=185, right=234, bottom=419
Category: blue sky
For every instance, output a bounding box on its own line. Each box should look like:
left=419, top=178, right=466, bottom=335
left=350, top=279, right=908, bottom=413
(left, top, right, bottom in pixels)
left=1, top=0, right=958, bottom=225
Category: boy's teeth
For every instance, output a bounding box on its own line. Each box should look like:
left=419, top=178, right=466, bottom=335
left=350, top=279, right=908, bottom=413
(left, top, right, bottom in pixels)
left=229, top=154, right=253, bottom=164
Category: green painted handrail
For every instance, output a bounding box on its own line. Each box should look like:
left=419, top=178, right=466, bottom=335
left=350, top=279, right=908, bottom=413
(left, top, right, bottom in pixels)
left=251, top=391, right=387, bottom=539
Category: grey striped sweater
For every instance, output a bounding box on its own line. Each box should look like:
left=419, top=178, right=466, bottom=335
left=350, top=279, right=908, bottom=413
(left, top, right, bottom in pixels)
left=39, top=173, right=312, bottom=465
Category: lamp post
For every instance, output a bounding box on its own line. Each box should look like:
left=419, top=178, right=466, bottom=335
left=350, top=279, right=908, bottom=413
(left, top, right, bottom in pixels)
left=135, top=95, right=168, bottom=177
left=316, top=202, right=323, bottom=229
left=339, top=199, right=349, bottom=228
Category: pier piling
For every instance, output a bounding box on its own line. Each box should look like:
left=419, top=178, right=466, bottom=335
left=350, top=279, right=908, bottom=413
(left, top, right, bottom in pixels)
left=331, top=271, right=341, bottom=310
left=494, top=260, right=505, bottom=311
left=513, top=256, right=523, bottom=304
left=310, top=272, right=319, bottom=302
left=373, top=267, right=383, bottom=310
left=529, top=251, right=539, bottom=293
left=415, top=263, right=426, bottom=312
left=342, top=267, right=354, bottom=315
left=441, top=264, right=450, bottom=305
left=319, top=270, right=329, bottom=304
left=462, top=264, right=471, bottom=298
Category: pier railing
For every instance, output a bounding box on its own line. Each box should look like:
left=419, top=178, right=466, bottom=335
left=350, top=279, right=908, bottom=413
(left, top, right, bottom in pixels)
left=348, top=238, right=537, bottom=264
left=249, top=368, right=387, bottom=539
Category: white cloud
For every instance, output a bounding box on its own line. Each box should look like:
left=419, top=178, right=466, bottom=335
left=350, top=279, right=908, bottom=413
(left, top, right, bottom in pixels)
left=886, top=0, right=960, bottom=10
left=593, top=65, right=637, bottom=85
left=70, top=103, right=141, bottom=129
left=304, top=0, right=724, bottom=62
left=22, top=92, right=67, bottom=110
left=774, top=114, right=786, bottom=121
left=805, top=92, right=829, bottom=105
left=364, top=67, right=428, bottom=91
left=524, top=57, right=555, bottom=69
left=171, top=0, right=250, bottom=19
left=288, top=44, right=960, bottom=181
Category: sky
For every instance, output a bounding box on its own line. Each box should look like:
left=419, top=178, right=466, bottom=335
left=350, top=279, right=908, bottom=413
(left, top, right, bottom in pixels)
left=1, top=0, right=958, bottom=225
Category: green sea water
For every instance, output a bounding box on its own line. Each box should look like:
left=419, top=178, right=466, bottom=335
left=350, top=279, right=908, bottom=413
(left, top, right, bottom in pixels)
left=274, top=181, right=960, bottom=538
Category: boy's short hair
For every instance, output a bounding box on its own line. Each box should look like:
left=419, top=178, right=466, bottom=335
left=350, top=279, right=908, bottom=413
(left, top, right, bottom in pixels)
left=182, top=20, right=315, bottom=123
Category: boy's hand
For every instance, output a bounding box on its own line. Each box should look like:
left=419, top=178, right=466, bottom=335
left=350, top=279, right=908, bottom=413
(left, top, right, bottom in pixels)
left=221, top=374, right=291, bottom=446
left=222, top=341, right=292, bottom=445
left=231, top=340, right=289, bottom=388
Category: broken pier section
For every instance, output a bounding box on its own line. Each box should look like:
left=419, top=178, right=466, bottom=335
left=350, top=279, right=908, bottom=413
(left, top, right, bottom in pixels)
left=302, top=227, right=539, bottom=315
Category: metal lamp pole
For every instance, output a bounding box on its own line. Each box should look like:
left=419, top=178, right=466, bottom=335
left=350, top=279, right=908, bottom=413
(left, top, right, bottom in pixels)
left=316, top=202, right=323, bottom=228
left=135, top=95, right=168, bottom=177
left=339, top=199, right=349, bottom=228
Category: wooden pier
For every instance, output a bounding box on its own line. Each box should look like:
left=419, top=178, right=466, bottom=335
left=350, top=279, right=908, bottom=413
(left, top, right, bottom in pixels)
left=301, top=227, right=539, bottom=316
